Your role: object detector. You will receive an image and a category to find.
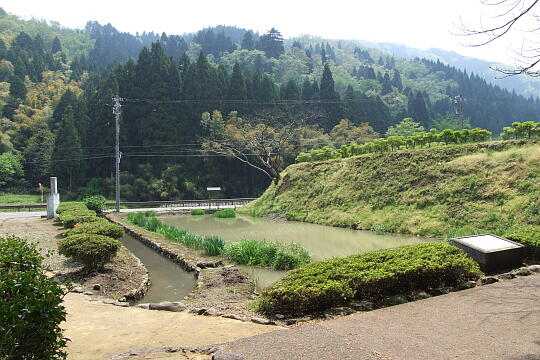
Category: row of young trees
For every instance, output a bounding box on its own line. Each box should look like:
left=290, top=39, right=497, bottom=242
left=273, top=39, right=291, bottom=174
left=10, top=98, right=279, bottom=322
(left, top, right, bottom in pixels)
left=295, top=121, right=495, bottom=163
left=501, top=121, right=540, bottom=139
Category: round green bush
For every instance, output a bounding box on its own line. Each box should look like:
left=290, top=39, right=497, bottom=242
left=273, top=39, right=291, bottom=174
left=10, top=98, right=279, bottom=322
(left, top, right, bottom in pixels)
left=0, top=236, right=67, bottom=359
left=64, top=220, right=124, bottom=239
left=58, top=234, right=121, bottom=271
left=213, top=208, right=236, bottom=218
left=83, top=195, right=107, bottom=214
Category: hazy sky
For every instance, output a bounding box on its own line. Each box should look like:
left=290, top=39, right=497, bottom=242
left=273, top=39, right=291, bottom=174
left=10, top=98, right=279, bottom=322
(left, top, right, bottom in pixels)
left=3, top=0, right=536, bottom=64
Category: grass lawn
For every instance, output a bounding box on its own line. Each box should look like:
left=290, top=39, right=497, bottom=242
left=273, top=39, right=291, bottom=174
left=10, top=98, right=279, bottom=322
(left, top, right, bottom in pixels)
left=0, top=194, right=44, bottom=205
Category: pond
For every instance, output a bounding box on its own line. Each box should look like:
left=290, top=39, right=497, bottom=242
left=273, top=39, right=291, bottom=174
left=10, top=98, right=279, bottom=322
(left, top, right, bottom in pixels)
left=120, top=234, right=197, bottom=304
left=161, top=214, right=434, bottom=288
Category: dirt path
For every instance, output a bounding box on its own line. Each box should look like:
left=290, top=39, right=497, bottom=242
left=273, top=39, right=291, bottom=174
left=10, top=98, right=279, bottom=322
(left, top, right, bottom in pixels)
left=0, top=214, right=282, bottom=359
left=63, top=292, right=279, bottom=359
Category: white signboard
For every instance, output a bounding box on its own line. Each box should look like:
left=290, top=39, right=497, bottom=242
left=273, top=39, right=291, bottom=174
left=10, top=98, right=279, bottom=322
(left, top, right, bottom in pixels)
left=207, top=187, right=221, bottom=191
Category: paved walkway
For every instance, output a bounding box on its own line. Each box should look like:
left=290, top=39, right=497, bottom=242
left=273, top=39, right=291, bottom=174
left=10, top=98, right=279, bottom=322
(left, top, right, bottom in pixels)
left=221, top=274, right=540, bottom=360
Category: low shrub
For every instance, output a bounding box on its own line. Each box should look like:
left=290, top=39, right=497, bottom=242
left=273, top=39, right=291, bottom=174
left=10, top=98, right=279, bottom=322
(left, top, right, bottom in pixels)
left=64, top=220, right=124, bottom=239
left=83, top=195, right=107, bottom=214
left=224, top=239, right=311, bottom=270
left=56, top=201, right=86, bottom=215
left=143, top=210, right=156, bottom=217
left=0, top=236, right=67, bottom=359
left=505, top=226, right=540, bottom=260
left=58, top=234, right=121, bottom=271
left=213, top=208, right=236, bottom=218
left=59, top=209, right=99, bottom=228
left=191, top=209, right=206, bottom=215
left=203, top=236, right=225, bottom=256
left=258, top=242, right=482, bottom=316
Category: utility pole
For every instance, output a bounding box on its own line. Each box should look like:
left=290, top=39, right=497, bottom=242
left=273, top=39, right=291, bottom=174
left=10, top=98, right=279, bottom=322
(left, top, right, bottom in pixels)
left=113, top=96, right=122, bottom=213
left=454, top=95, right=464, bottom=129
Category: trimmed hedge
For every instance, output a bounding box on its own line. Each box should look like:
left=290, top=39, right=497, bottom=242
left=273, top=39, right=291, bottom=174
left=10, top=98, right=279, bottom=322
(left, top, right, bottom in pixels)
left=0, top=236, right=67, bottom=359
left=64, top=220, right=124, bottom=239
left=59, top=209, right=99, bottom=228
left=258, top=242, right=482, bottom=316
left=56, top=201, right=86, bottom=215
left=58, top=234, right=121, bottom=271
left=505, top=226, right=540, bottom=260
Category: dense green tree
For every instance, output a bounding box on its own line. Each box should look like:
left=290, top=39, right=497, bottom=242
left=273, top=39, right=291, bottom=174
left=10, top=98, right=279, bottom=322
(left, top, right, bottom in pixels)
left=386, top=118, right=425, bottom=137
left=51, top=36, right=62, bottom=53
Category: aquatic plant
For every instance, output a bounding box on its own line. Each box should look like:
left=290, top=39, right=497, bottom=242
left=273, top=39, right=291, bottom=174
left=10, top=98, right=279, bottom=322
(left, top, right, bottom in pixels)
left=213, top=208, right=236, bottom=218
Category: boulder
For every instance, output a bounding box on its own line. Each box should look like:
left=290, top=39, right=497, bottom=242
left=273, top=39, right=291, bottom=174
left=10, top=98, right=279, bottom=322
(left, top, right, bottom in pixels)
left=528, top=265, right=540, bottom=273
left=148, top=301, right=186, bottom=312
left=454, top=281, right=477, bottom=290
left=497, top=273, right=515, bottom=280
left=250, top=317, right=276, bottom=325
left=477, top=276, right=498, bottom=286
left=513, top=268, right=533, bottom=277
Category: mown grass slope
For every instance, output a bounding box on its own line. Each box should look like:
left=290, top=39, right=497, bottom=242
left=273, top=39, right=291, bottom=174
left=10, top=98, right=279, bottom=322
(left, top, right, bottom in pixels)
left=244, top=140, right=540, bottom=237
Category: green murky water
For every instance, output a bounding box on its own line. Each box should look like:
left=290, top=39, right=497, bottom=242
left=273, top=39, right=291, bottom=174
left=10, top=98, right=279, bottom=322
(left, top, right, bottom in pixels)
left=162, top=214, right=433, bottom=288
left=120, top=234, right=197, bottom=304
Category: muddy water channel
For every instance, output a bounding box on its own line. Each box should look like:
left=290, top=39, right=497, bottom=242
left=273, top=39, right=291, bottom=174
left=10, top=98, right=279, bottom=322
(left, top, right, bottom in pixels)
left=120, top=234, right=197, bottom=304
left=162, top=214, right=433, bottom=288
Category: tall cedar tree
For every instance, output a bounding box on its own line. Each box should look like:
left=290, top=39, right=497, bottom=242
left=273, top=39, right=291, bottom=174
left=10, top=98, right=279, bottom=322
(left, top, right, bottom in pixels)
left=52, top=106, right=82, bottom=192
left=257, top=28, right=284, bottom=59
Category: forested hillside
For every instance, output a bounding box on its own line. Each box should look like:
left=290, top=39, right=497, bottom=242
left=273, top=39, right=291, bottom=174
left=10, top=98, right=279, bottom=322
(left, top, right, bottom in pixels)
left=1, top=8, right=540, bottom=200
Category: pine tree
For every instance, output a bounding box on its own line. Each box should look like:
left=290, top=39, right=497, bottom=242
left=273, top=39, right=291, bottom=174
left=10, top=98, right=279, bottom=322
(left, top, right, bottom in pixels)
left=320, top=63, right=341, bottom=130
left=241, top=31, right=255, bottom=50
left=392, top=69, right=403, bottom=91
left=52, top=106, right=82, bottom=192
left=256, top=28, right=284, bottom=58
left=228, top=63, right=247, bottom=100
left=283, top=79, right=300, bottom=100
left=51, top=37, right=62, bottom=53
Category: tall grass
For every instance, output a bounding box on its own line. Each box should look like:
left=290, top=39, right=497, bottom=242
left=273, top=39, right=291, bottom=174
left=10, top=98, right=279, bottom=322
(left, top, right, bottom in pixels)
left=203, top=236, right=225, bottom=256
left=224, top=239, right=311, bottom=270
left=191, top=209, right=205, bottom=215
left=213, top=208, right=236, bottom=218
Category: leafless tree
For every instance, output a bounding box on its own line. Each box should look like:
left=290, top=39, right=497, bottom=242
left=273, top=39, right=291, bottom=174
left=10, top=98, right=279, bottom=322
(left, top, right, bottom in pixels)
left=458, top=0, right=540, bottom=76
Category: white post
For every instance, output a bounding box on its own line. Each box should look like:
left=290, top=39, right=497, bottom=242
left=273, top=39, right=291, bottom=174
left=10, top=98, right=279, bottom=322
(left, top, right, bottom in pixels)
left=46, top=177, right=60, bottom=219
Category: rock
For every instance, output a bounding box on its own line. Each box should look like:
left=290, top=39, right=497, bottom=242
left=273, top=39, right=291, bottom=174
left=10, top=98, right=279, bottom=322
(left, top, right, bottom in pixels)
left=222, top=314, right=244, bottom=321
left=382, top=295, right=408, bottom=306
left=407, top=291, right=432, bottom=301
left=325, top=307, right=354, bottom=317
left=275, top=314, right=285, bottom=320
left=188, top=307, right=207, bottom=315
left=92, top=284, right=101, bottom=291
left=497, top=273, right=515, bottom=280
left=148, top=301, right=186, bottom=312
left=136, top=303, right=150, bottom=309
left=83, top=291, right=94, bottom=296
left=114, top=301, right=129, bottom=307
left=284, top=317, right=311, bottom=325
left=250, top=317, right=276, bottom=325
left=350, top=300, right=375, bottom=311
left=477, top=276, right=499, bottom=286
left=203, top=308, right=223, bottom=317
left=212, top=350, right=245, bottom=360
left=71, top=286, right=84, bottom=293
left=197, top=260, right=223, bottom=268
left=528, top=265, right=540, bottom=273
left=102, top=298, right=117, bottom=305
left=454, top=281, right=477, bottom=291
left=513, top=268, right=533, bottom=277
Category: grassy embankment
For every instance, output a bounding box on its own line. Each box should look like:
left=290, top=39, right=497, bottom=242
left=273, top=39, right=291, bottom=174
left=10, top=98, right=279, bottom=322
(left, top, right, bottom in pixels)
left=243, top=140, right=540, bottom=237
left=0, top=194, right=43, bottom=205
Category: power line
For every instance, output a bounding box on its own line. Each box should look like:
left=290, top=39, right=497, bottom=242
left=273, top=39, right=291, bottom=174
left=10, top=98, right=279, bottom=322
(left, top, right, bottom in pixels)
left=24, top=155, right=114, bottom=165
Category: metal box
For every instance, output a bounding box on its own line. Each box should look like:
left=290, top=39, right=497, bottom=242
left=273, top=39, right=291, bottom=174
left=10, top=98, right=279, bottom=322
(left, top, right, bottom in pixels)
left=450, top=234, right=525, bottom=273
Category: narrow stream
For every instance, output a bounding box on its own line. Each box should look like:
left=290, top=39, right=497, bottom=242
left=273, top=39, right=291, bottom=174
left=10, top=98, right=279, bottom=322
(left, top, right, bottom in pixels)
left=120, top=234, right=197, bottom=304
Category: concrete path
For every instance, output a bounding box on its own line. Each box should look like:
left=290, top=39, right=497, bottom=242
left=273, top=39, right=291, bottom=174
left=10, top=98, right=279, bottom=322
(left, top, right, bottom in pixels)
left=221, top=274, right=540, bottom=360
